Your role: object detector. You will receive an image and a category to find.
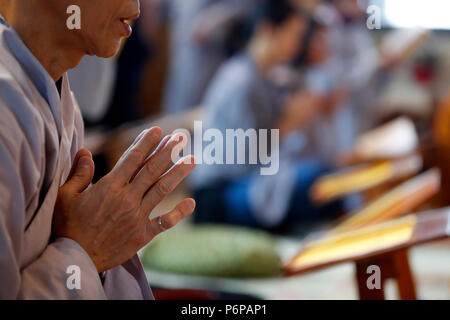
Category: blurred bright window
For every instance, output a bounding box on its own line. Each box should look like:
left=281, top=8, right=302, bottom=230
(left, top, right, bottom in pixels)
left=370, top=0, right=450, bottom=30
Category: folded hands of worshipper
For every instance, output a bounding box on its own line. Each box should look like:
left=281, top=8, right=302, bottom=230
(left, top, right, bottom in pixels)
left=52, top=127, right=197, bottom=273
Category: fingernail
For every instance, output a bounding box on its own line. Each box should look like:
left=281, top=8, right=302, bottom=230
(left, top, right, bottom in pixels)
left=189, top=199, right=196, bottom=210
left=150, top=127, right=162, bottom=138
left=183, top=199, right=195, bottom=212
left=78, top=156, right=91, bottom=168
left=168, top=133, right=186, bottom=145
left=171, top=133, right=183, bottom=143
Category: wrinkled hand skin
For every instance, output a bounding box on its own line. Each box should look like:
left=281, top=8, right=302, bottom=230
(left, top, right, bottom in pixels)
left=53, top=127, right=197, bottom=273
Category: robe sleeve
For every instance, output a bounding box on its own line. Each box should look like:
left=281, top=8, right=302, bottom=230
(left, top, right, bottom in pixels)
left=0, top=101, right=106, bottom=300
left=17, top=238, right=106, bottom=299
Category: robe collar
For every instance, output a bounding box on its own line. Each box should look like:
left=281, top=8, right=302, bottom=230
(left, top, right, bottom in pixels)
left=0, top=13, right=63, bottom=133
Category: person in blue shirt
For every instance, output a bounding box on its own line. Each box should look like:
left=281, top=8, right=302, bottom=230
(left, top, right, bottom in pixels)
left=191, top=0, right=343, bottom=233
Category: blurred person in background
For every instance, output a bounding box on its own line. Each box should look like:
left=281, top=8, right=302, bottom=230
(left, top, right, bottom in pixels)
left=316, top=0, right=399, bottom=157
left=191, top=0, right=342, bottom=233
left=295, top=17, right=348, bottom=164
left=68, top=56, right=118, bottom=128
left=160, top=0, right=259, bottom=114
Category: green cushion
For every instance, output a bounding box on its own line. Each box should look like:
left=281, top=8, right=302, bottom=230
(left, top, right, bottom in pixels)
left=142, top=225, right=282, bottom=278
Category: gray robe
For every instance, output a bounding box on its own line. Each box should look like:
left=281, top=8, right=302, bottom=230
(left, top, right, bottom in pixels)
left=0, top=16, right=152, bottom=299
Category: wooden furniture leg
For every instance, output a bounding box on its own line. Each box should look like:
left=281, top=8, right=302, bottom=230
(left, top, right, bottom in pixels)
left=355, top=249, right=417, bottom=300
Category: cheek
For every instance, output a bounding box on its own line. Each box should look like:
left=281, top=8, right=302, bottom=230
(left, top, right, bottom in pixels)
left=86, top=29, right=121, bottom=58
left=76, top=5, right=122, bottom=57
left=96, top=20, right=122, bottom=55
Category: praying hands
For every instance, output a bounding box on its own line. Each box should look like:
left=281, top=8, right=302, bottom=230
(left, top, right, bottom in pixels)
left=53, top=127, right=196, bottom=273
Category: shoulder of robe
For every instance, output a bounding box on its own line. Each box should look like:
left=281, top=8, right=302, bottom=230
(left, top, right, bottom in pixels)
left=0, top=68, right=45, bottom=142
left=0, top=71, right=45, bottom=194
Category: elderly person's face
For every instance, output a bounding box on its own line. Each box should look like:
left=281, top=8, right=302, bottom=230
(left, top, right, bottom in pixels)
left=56, top=0, right=140, bottom=58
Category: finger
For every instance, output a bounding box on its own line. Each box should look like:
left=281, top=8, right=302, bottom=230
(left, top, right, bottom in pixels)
left=131, top=130, right=148, bottom=147
left=116, top=128, right=156, bottom=170
left=129, top=134, right=172, bottom=182
left=152, top=134, right=173, bottom=157
left=145, top=198, right=196, bottom=239
left=67, top=149, right=92, bottom=181
left=111, top=127, right=163, bottom=183
left=130, top=132, right=188, bottom=198
left=63, top=151, right=95, bottom=194
left=140, top=155, right=196, bottom=214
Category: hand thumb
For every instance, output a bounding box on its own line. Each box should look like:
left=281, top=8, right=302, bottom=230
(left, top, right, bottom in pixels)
left=64, top=154, right=95, bottom=194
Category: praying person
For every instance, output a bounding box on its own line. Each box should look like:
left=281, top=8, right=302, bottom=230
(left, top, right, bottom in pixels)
left=161, top=0, right=258, bottom=114
left=0, top=0, right=196, bottom=299
left=191, top=0, right=341, bottom=232
left=295, top=18, right=348, bottom=163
